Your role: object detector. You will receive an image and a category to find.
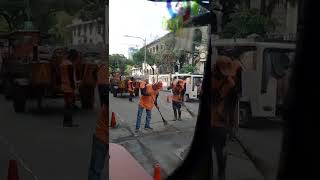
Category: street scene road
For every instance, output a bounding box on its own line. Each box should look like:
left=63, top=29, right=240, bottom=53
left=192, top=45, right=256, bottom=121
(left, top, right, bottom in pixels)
left=109, top=90, right=284, bottom=180
left=0, top=93, right=106, bottom=180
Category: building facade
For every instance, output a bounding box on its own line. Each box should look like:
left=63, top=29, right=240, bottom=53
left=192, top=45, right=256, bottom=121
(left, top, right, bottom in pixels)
left=66, top=19, right=104, bottom=45
left=128, top=47, right=138, bottom=60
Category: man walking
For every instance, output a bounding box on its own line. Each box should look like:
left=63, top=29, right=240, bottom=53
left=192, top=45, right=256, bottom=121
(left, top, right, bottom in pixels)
left=211, top=55, right=242, bottom=180
left=128, top=77, right=135, bottom=102
left=168, top=79, right=185, bottom=121
left=60, top=50, right=76, bottom=127
left=135, top=81, right=163, bottom=133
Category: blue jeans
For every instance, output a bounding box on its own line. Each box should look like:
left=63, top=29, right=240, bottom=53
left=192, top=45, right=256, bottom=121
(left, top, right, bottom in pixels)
left=88, top=135, right=108, bottom=180
left=135, top=105, right=152, bottom=130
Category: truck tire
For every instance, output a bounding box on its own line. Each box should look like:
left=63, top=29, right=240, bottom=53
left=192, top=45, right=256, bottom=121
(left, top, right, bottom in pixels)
left=239, top=104, right=251, bottom=128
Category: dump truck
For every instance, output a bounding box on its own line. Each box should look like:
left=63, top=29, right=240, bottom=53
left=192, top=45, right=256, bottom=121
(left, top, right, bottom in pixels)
left=0, top=29, right=104, bottom=112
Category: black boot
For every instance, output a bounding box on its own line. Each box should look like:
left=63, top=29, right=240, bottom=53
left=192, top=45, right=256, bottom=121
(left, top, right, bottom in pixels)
left=178, top=110, right=182, bottom=121
left=173, top=110, right=177, bottom=121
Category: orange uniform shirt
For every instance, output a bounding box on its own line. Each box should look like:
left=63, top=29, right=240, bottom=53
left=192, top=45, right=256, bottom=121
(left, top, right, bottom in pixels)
left=139, top=84, right=158, bottom=110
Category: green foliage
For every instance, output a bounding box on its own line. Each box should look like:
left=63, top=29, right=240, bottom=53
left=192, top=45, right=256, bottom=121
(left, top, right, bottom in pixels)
left=48, top=11, right=73, bottom=44
left=180, top=64, right=196, bottom=74
left=221, top=9, right=277, bottom=38
left=0, top=16, right=9, bottom=32
left=0, top=0, right=84, bottom=32
left=132, top=48, right=155, bottom=65
left=109, top=54, right=133, bottom=74
left=109, top=54, right=127, bottom=73
left=124, top=64, right=133, bottom=75
left=79, top=0, right=105, bottom=22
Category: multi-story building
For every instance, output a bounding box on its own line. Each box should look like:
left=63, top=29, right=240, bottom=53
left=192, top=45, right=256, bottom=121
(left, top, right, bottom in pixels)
left=128, top=47, right=138, bottom=60
left=66, top=19, right=104, bottom=45
left=146, top=33, right=174, bottom=54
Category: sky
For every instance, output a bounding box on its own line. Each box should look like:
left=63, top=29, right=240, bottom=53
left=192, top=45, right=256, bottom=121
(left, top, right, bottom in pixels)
left=109, top=0, right=172, bottom=57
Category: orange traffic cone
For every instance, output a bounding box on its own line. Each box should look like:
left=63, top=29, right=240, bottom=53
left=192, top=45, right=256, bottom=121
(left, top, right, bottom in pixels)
left=7, top=160, right=19, bottom=180
left=110, top=112, right=116, bottom=128
left=153, top=164, right=162, bottom=180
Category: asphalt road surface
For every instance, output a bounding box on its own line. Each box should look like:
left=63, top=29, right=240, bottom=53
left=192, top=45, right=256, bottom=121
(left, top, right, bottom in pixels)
left=0, top=91, right=107, bottom=180
left=109, top=90, right=284, bottom=180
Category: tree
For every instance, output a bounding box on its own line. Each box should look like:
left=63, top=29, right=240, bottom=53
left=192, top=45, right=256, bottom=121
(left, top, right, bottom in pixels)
left=221, top=8, right=277, bottom=38
left=180, top=64, right=196, bottom=74
left=48, top=11, right=74, bottom=44
left=109, top=54, right=133, bottom=75
left=109, top=54, right=127, bottom=73
left=0, top=0, right=84, bottom=32
left=132, top=48, right=155, bottom=65
left=0, top=16, right=9, bottom=32
left=78, top=0, right=106, bottom=42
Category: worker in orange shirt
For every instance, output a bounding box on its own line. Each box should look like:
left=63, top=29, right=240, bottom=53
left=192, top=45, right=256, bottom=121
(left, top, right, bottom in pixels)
left=97, top=62, right=108, bottom=106
left=211, top=55, right=242, bottom=180
left=128, top=77, right=135, bottom=102
left=60, top=50, right=76, bottom=127
left=135, top=81, right=163, bottom=133
left=88, top=104, right=108, bottom=180
left=168, top=79, right=185, bottom=121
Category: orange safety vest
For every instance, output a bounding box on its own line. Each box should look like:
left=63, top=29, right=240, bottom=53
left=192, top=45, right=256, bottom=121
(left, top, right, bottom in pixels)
left=128, top=80, right=134, bottom=92
left=97, top=64, right=108, bottom=85
left=212, top=56, right=242, bottom=128
left=139, top=84, right=158, bottom=110
left=96, top=105, right=108, bottom=144
left=60, top=59, right=74, bottom=93
left=171, top=79, right=184, bottom=102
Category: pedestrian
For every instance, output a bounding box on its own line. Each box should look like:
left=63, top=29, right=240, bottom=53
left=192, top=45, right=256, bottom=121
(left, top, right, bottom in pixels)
left=97, top=62, right=109, bottom=106
left=60, top=50, right=76, bottom=127
left=88, top=104, right=108, bottom=180
left=68, top=50, right=81, bottom=109
left=211, top=55, right=242, bottom=180
left=168, top=79, right=184, bottom=121
left=128, top=77, right=135, bottom=102
left=135, top=81, right=163, bottom=133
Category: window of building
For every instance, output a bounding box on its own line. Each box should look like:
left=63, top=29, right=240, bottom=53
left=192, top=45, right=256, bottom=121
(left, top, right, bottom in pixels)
left=156, top=45, right=159, bottom=52
left=89, top=39, right=93, bottom=43
left=84, top=38, right=87, bottom=44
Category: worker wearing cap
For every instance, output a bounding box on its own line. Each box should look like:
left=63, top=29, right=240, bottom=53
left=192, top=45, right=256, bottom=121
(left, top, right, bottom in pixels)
left=135, top=81, right=163, bottom=132
left=211, top=55, right=242, bottom=180
left=128, top=77, right=135, bottom=102
left=168, top=79, right=184, bottom=121
left=60, top=51, right=76, bottom=127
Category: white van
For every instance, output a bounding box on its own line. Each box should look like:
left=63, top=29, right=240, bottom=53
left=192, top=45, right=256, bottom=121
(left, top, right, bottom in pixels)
left=213, top=39, right=295, bottom=127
